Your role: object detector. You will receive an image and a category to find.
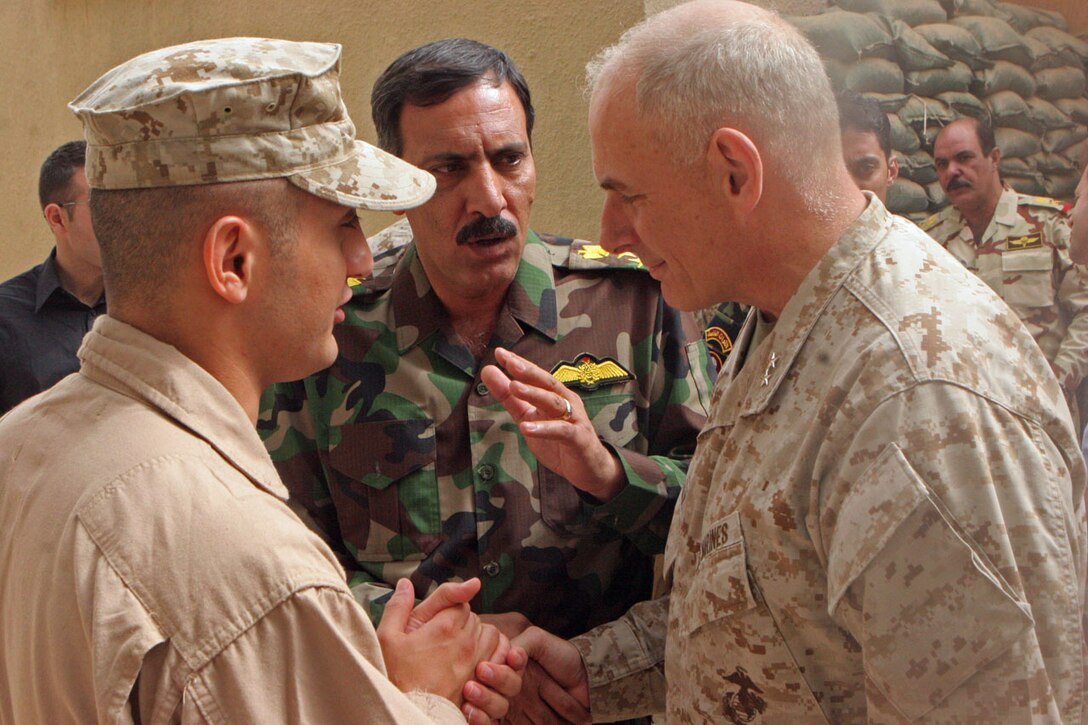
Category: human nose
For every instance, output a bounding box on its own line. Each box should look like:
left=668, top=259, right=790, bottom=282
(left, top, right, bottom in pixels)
left=346, top=231, right=373, bottom=280
left=599, top=196, right=638, bottom=255
left=466, top=165, right=506, bottom=219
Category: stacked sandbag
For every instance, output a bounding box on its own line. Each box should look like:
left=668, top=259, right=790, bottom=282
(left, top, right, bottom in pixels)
left=788, top=0, right=1088, bottom=217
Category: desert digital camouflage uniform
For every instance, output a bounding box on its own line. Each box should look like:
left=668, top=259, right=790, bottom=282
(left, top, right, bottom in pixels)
left=572, top=196, right=1087, bottom=723
left=260, top=230, right=713, bottom=639
left=920, top=187, right=1088, bottom=399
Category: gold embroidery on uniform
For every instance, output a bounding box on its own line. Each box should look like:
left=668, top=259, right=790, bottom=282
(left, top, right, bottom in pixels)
left=1006, top=234, right=1042, bottom=250
left=575, top=244, right=644, bottom=267
left=550, top=353, right=633, bottom=391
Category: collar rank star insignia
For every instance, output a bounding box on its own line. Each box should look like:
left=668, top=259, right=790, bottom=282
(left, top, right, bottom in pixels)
left=550, top=353, right=633, bottom=392
left=1006, top=234, right=1042, bottom=251
left=761, top=351, right=777, bottom=387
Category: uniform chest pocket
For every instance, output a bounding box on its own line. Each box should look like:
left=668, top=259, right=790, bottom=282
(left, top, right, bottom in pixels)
left=536, top=391, right=635, bottom=536
left=1001, top=247, right=1055, bottom=308
left=678, top=511, right=757, bottom=637
left=326, top=418, right=440, bottom=562
left=674, top=511, right=830, bottom=722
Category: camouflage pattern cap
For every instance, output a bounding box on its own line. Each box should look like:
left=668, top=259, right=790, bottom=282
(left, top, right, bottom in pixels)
left=68, top=37, right=435, bottom=211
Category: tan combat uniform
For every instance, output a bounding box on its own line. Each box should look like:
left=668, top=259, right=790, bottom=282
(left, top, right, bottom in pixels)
left=573, top=197, right=1087, bottom=723
left=0, top=319, right=464, bottom=723
left=921, top=187, right=1088, bottom=401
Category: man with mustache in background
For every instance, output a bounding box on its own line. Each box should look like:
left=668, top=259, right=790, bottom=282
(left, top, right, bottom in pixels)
left=259, top=39, right=713, bottom=716
left=923, top=117, right=1088, bottom=423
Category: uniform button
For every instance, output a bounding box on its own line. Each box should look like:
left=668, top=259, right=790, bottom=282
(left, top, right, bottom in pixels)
left=477, top=463, right=495, bottom=481
left=482, top=561, right=501, bottom=577
left=475, top=382, right=489, bottom=397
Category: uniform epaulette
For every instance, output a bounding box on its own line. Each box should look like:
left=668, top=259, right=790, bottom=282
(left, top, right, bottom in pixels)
left=1020, top=195, right=1066, bottom=212
left=548, top=236, right=645, bottom=271
left=918, top=213, right=942, bottom=232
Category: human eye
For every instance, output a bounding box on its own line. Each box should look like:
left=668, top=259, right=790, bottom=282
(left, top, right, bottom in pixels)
left=499, top=151, right=524, bottom=167
left=429, top=159, right=465, bottom=175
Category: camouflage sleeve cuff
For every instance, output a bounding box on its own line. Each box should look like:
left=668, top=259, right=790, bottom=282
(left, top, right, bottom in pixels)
left=585, top=443, right=680, bottom=545
left=570, top=597, right=669, bottom=721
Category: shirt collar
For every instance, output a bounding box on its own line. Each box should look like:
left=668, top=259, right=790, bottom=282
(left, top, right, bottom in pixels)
left=77, top=316, right=287, bottom=499
left=390, top=230, right=559, bottom=354
left=34, top=248, right=106, bottom=313
left=989, top=186, right=1021, bottom=230
left=34, top=249, right=65, bottom=313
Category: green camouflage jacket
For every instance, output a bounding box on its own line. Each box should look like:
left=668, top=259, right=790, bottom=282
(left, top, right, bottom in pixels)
left=259, top=230, right=714, bottom=638
left=920, top=187, right=1088, bottom=395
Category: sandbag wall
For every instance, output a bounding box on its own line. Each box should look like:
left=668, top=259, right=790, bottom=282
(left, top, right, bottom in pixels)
left=790, top=0, right=1088, bottom=222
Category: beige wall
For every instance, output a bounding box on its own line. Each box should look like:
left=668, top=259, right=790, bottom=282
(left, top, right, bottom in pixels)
left=0, top=1, right=643, bottom=280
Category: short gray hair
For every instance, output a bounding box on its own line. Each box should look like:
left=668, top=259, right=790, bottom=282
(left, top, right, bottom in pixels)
left=587, top=5, right=840, bottom=172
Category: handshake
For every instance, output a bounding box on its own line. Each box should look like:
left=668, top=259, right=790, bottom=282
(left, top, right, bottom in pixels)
left=380, top=578, right=592, bottom=724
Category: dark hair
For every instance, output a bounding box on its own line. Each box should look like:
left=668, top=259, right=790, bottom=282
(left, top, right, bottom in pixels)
left=371, top=38, right=534, bottom=156
left=966, top=115, right=997, bottom=155
left=836, top=91, right=892, bottom=160
left=38, top=140, right=87, bottom=210
left=90, top=179, right=301, bottom=308
left=934, top=116, right=998, bottom=156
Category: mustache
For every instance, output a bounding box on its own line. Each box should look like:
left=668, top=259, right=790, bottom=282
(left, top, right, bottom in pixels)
left=947, top=178, right=972, bottom=191
left=456, top=215, right=518, bottom=245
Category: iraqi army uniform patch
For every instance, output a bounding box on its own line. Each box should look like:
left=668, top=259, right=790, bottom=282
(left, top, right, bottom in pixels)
left=918, top=213, right=941, bottom=232
left=1006, top=234, right=1042, bottom=250
left=573, top=243, right=644, bottom=269
left=550, top=353, right=633, bottom=392
left=704, top=325, right=734, bottom=370
left=1022, top=195, right=1065, bottom=211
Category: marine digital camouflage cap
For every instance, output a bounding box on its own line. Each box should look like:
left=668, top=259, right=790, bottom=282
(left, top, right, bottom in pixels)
left=68, top=37, right=435, bottom=211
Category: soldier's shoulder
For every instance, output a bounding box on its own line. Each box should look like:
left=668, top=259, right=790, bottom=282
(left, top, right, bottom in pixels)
left=1016, top=193, right=1067, bottom=214
left=917, top=205, right=955, bottom=233
left=537, top=232, right=647, bottom=272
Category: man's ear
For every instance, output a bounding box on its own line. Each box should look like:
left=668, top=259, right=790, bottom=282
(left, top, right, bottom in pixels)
left=989, top=145, right=1002, bottom=166
left=43, top=203, right=69, bottom=237
left=202, top=216, right=258, bottom=304
left=706, top=127, right=763, bottom=212
left=887, top=154, right=900, bottom=185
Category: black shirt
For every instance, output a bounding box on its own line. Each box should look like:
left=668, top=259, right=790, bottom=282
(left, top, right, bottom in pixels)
left=0, top=250, right=105, bottom=415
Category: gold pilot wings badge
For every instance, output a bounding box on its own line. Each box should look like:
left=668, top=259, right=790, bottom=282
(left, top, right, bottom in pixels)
left=550, top=353, right=633, bottom=392
left=1006, top=234, right=1042, bottom=250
